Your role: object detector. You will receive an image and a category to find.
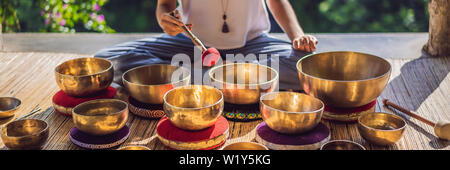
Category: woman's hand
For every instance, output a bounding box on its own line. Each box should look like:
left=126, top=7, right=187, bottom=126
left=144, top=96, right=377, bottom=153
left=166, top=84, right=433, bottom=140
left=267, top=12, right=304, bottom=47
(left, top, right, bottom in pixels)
left=292, top=35, right=318, bottom=52
left=159, top=10, right=192, bottom=36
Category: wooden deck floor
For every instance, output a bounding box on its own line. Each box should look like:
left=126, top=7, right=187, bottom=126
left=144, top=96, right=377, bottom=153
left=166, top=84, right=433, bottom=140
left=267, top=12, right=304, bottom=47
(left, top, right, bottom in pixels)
left=0, top=33, right=449, bottom=150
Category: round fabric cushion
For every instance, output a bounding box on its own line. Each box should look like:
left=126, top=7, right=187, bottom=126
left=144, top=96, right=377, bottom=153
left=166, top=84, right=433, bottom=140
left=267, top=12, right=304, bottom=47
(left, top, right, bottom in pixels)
left=255, top=122, right=330, bottom=150
left=52, top=87, right=117, bottom=116
left=69, top=125, right=129, bottom=150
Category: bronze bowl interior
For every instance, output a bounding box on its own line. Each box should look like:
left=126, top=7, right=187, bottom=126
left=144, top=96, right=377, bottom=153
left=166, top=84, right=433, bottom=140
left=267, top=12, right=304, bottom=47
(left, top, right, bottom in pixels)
left=123, top=64, right=190, bottom=104
left=55, top=57, right=114, bottom=96
left=117, top=145, right=151, bottom=150
left=320, top=140, right=365, bottom=150
left=163, top=85, right=224, bottom=131
left=260, top=92, right=324, bottom=134
left=72, top=99, right=129, bottom=136
left=209, top=63, right=278, bottom=104
left=358, top=112, right=406, bottom=146
left=0, top=97, right=21, bottom=118
left=1, top=119, right=49, bottom=150
left=221, top=142, right=268, bottom=150
left=297, top=51, right=391, bottom=108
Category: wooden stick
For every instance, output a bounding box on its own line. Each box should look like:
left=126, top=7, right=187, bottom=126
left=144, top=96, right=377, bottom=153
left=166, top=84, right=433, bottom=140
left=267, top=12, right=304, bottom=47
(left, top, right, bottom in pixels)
left=170, top=12, right=207, bottom=51
left=383, top=99, right=436, bottom=127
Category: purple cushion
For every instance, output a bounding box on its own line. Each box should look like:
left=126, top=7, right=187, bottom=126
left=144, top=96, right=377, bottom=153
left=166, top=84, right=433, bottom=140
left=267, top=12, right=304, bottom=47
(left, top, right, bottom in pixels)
left=256, top=122, right=329, bottom=145
left=70, top=126, right=129, bottom=149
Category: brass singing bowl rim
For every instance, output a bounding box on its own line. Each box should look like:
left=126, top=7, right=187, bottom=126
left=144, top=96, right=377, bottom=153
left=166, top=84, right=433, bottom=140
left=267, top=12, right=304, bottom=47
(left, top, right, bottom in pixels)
left=0, top=97, right=22, bottom=113
left=72, top=99, right=128, bottom=117
left=55, top=57, right=113, bottom=78
left=320, top=140, right=366, bottom=150
left=296, top=51, right=392, bottom=82
left=221, top=142, right=269, bottom=150
left=208, top=63, right=279, bottom=86
left=358, top=112, right=407, bottom=132
left=122, top=64, right=191, bottom=87
left=117, top=145, right=151, bottom=150
left=163, top=85, right=224, bottom=110
left=260, top=92, right=324, bottom=114
left=1, top=119, right=49, bottom=139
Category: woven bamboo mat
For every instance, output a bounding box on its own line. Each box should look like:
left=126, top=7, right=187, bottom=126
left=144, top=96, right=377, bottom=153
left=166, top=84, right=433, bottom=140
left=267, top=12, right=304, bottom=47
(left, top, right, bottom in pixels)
left=0, top=52, right=448, bottom=150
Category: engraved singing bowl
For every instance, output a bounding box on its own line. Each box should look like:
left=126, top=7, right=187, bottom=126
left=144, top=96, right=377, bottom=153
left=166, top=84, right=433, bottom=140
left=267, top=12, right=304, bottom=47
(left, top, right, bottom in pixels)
left=0, top=97, right=21, bottom=118
left=358, top=112, right=406, bottom=146
left=1, top=119, right=49, bottom=150
left=72, top=99, right=128, bottom=136
left=296, top=51, right=391, bottom=108
left=163, top=85, right=224, bottom=131
left=320, top=140, right=366, bottom=150
left=209, top=63, right=278, bottom=104
left=221, top=142, right=268, bottom=150
left=123, top=64, right=191, bottom=104
left=55, top=57, right=114, bottom=96
left=260, top=92, right=324, bottom=134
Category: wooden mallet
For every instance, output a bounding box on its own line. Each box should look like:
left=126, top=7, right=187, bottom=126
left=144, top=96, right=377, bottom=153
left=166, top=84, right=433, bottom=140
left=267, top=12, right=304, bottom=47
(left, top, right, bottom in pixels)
left=383, top=99, right=450, bottom=140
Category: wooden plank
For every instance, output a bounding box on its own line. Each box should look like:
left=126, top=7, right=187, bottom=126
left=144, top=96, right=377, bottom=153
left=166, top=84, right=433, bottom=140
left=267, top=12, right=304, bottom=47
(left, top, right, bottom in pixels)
left=0, top=52, right=448, bottom=150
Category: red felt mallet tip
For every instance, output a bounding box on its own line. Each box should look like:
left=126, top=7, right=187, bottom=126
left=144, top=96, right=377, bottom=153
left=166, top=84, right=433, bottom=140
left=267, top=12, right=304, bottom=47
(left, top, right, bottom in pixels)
left=201, top=48, right=221, bottom=67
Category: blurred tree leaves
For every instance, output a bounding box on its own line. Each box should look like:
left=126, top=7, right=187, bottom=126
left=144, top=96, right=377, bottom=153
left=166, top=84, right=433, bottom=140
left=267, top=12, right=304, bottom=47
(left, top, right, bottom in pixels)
left=2, top=0, right=429, bottom=33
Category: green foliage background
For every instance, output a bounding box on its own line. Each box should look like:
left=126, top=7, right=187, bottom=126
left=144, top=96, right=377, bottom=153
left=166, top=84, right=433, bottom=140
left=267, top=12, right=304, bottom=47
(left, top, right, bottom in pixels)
left=2, top=0, right=429, bottom=33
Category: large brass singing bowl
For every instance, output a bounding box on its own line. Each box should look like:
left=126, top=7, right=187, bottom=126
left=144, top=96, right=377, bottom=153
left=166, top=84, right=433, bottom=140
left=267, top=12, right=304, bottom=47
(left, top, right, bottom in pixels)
left=1, top=119, right=49, bottom=150
left=297, top=51, right=391, bottom=108
left=209, top=63, right=278, bottom=104
left=55, top=58, right=113, bottom=96
left=0, top=97, right=21, bottom=118
left=123, top=64, right=190, bottom=104
left=163, top=85, right=224, bottom=131
left=358, top=112, right=406, bottom=146
left=72, top=99, right=128, bottom=136
left=260, top=92, right=324, bottom=134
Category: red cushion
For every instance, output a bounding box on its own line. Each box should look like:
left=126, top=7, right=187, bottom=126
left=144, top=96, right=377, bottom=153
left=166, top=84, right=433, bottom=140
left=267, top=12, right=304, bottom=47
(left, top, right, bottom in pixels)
left=324, top=100, right=376, bottom=114
left=156, top=116, right=228, bottom=143
left=52, top=87, right=117, bottom=108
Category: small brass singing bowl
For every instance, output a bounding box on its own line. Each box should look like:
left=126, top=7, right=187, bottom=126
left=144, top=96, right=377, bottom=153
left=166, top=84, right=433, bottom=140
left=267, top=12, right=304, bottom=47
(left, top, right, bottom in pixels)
left=72, top=99, right=128, bottom=136
left=123, top=64, right=190, bottom=104
left=320, top=140, right=366, bottom=150
left=260, top=92, right=324, bottom=134
left=163, top=85, right=224, bottom=131
left=358, top=112, right=406, bottom=146
left=221, top=142, right=268, bottom=150
left=209, top=63, right=278, bottom=104
left=0, top=97, right=21, bottom=118
left=297, top=51, right=391, bottom=108
left=117, top=145, right=151, bottom=150
left=55, top=57, right=114, bottom=97
left=0, top=119, right=49, bottom=150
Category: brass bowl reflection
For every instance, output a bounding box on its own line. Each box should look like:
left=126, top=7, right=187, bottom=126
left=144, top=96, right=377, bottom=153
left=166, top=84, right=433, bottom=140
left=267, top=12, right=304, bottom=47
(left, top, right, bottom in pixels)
left=1, top=119, right=49, bottom=150
left=260, top=92, right=324, bottom=134
left=221, top=142, right=268, bottom=150
left=123, top=64, right=190, bottom=104
left=55, top=58, right=113, bottom=96
left=209, top=63, right=278, bottom=104
left=163, top=85, right=224, bottom=131
left=320, top=140, right=365, bottom=150
left=72, top=99, right=128, bottom=136
left=297, top=51, right=391, bottom=108
left=117, top=145, right=151, bottom=150
left=0, top=97, right=21, bottom=118
left=358, top=112, right=406, bottom=146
